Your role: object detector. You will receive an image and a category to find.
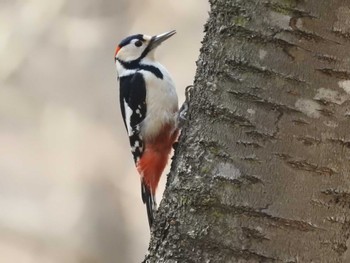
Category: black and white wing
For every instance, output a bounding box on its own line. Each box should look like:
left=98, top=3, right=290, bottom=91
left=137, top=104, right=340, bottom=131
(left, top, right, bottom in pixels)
left=120, top=72, right=155, bottom=227
left=119, top=73, right=147, bottom=164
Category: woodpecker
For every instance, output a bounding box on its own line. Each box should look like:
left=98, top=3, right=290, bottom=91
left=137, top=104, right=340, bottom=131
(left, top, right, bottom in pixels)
left=114, top=30, right=179, bottom=228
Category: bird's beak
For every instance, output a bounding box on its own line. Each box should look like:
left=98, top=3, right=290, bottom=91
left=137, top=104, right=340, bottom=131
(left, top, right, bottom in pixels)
left=149, top=30, right=176, bottom=50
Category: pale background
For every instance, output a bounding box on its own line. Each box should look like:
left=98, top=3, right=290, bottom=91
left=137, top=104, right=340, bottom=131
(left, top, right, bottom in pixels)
left=0, top=0, right=208, bottom=262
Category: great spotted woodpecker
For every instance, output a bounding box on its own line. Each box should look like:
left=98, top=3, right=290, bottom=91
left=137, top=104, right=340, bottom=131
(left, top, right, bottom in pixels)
left=114, top=30, right=179, bottom=228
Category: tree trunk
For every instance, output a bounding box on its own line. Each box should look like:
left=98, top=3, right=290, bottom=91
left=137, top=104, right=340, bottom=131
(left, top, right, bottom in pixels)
left=145, top=0, right=350, bottom=262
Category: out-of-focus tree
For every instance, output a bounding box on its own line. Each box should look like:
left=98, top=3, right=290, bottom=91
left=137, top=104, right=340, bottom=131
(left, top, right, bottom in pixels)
left=0, top=0, right=208, bottom=262
left=146, top=0, right=350, bottom=262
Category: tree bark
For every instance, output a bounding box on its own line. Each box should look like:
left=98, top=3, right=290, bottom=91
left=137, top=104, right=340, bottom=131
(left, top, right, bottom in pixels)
left=145, top=0, right=350, bottom=262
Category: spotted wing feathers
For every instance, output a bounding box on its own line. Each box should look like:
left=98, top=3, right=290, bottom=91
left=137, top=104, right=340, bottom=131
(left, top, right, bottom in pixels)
left=119, top=73, right=147, bottom=163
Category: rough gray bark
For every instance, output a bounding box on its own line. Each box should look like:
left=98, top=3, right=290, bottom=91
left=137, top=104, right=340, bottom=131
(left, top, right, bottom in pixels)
left=145, top=0, right=350, bottom=262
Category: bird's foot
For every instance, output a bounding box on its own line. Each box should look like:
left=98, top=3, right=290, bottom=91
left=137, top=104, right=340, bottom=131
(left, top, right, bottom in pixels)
left=177, top=85, right=193, bottom=128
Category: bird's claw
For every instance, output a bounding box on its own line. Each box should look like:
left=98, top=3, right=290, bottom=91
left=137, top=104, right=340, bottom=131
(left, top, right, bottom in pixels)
left=177, top=85, right=193, bottom=128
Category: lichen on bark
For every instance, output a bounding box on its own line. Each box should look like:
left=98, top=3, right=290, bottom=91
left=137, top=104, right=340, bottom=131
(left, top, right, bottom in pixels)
left=145, top=0, right=350, bottom=262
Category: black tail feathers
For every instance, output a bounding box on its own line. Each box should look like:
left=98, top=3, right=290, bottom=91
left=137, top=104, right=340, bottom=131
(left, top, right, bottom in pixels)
left=141, top=181, right=156, bottom=229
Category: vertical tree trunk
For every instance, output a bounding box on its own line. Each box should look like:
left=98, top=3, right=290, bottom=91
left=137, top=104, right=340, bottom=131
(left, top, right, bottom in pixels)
left=146, top=0, right=350, bottom=262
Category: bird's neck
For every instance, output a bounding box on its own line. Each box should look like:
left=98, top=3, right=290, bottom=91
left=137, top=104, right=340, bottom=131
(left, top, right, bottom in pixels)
left=116, top=58, right=164, bottom=79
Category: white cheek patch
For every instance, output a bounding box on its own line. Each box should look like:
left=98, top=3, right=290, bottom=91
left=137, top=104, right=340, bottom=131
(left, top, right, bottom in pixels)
left=124, top=99, right=134, bottom=136
left=117, top=42, right=147, bottom=62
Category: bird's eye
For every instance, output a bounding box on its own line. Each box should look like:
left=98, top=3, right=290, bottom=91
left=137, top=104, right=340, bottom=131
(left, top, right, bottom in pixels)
left=135, top=40, right=142, bottom=47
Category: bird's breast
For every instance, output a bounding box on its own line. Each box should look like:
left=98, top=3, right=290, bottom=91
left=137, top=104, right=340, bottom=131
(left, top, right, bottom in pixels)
left=140, top=68, right=178, bottom=140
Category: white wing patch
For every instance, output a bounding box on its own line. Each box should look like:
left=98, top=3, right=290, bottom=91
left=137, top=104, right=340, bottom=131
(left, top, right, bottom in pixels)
left=124, top=99, right=134, bottom=136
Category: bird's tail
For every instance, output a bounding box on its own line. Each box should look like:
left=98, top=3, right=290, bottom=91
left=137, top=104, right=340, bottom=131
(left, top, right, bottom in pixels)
left=141, top=180, right=156, bottom=228
left=138, top=126, right=178, bottom=228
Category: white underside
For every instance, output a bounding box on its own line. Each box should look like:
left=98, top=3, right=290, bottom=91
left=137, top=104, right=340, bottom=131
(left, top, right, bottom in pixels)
left=117, top=60, right=178, bottom=140
left=140, top=64, right=178, bottom=139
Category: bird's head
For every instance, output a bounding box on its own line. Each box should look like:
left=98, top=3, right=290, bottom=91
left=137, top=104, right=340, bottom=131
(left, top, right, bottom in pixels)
left=114, top=30, right=176, bottom=63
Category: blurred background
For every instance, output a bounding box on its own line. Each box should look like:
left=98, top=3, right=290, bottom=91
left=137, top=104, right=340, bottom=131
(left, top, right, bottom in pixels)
left=0, top=0, right=208, bottom=262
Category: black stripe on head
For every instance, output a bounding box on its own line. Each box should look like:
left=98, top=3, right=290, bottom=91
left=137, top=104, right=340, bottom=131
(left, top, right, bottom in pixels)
left=118, top=34, right=144, bottom=48
left=139, top=36, right=155, bottom=60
